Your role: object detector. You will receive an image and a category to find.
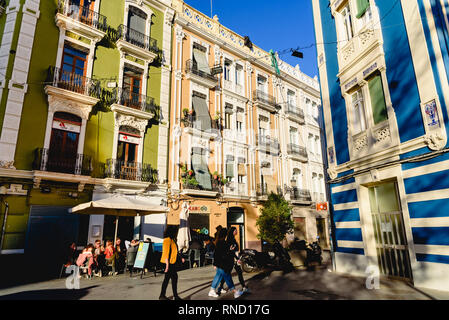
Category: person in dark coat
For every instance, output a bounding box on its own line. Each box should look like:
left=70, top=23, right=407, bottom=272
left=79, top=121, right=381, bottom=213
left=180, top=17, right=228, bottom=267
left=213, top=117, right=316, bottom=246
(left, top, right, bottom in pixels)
left=208, top=228, right=243, bottom=299
left=217, top=227, right=249, bottom=294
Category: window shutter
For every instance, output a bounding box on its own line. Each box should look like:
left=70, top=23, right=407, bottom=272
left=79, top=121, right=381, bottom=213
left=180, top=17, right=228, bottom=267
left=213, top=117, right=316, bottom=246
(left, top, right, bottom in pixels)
left=356, top=0, right=370, bottom=19
left=192, top=152, right=212, bottom=190
left=192, top=95, right=212, bottom=131
left=193, top=48, right=210, bottom=74
left=368, top=74, right=388, bottom=124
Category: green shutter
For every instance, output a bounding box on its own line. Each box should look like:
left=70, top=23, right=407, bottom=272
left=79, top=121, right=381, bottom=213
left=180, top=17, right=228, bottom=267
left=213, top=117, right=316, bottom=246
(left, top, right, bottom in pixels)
left=192, top=96, right=212, bottom=131
left=356, top=0, right=370, bottom=19
left=368, top=75, right=388, bottom=124
left=192, top=152, right=212, bottom=190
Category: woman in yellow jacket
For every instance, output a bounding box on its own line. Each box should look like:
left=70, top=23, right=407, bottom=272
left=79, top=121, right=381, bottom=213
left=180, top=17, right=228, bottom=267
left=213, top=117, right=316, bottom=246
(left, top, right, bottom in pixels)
left=159, top=224, right=184, bottom=300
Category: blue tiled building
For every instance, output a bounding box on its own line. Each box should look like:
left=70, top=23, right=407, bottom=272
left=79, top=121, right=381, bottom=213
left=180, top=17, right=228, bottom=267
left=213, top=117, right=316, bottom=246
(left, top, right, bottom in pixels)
left=312, top=0, right=449, bottom=291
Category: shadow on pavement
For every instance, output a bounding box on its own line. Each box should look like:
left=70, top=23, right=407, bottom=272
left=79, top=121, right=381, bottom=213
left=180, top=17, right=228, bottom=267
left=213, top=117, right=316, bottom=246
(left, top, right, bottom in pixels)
left=0, top=286, right=98, bottom=300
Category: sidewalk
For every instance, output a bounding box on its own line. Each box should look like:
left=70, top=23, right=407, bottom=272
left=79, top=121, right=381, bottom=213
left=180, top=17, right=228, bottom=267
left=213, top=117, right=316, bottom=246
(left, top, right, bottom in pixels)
left=0, top=265, right=448, bottom=300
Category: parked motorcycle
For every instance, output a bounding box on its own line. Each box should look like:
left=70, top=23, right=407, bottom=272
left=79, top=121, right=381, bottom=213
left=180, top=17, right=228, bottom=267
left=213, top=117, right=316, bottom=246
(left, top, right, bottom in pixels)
left=305, top=237, right=322, bottom=269
left=240, top=241, right=293, bottom=273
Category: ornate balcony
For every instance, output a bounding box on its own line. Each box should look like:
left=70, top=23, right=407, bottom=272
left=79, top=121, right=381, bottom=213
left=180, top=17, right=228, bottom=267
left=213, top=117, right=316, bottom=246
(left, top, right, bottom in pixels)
left=287, top=144, right=308, bottom=162
left=185, top=59, right=219, bottom=89
left=290, top=187, right=312, bottom=203
left=257, top=134, right=280, bottom=154
left=104, top=159, right=158, bottom=183
left=56, top=0, right=107, bottom=42
left=46, top=66, right=101, bottom=98
left=33, top=148, right=92, bottom=176
left=57, top=0, right=108, bottom=32
left=285, top=104, right=305, bottom=124
left=116, top=24, right=159, bottom=62
left=253, top=90, right=280, bottom=113
left=112, top=87, right=158, bottom=115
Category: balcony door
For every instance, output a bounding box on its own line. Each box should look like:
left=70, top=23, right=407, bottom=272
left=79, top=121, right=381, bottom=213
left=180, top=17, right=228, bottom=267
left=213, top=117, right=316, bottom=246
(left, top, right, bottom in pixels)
left=127, top=6, right=147, bottom=47
left=48, top=112, right=81, bottom=174
left=116, top=126, right=140, bottom=180
left=69, top=0, right=96, bottom=25
left=61, top=43, right=87, bottom=93
left=123, top=66, right=143, bottom=110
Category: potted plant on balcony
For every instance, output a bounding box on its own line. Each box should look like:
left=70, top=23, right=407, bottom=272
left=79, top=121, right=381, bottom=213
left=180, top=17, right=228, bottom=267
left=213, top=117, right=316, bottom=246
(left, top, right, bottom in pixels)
left=181, top=108, right=195, bottom=127
left=213, top=111, right=222, bottom=130
left=212, top=171, right=228, bottom=185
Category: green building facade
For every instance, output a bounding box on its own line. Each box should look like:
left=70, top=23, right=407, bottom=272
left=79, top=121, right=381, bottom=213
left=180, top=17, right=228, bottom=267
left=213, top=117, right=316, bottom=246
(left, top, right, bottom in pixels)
left=0, top=0, right=174, bottom=274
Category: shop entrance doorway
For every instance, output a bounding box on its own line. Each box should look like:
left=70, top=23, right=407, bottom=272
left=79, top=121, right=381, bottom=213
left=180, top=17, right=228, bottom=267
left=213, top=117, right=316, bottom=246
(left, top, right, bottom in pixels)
left=227, top=207, right=245, bottom=250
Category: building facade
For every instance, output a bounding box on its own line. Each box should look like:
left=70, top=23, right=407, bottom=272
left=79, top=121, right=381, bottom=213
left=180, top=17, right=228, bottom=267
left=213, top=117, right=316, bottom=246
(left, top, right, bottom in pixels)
left=167, top=0, right=327, bottom=252
left=312, top=0, right=449, bottom=291
left=0, top=0, right=173, bottom=273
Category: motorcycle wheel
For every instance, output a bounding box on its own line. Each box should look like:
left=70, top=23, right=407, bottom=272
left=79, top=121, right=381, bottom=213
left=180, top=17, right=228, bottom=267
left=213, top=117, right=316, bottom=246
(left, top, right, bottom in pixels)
left=241, top=259, right=257, bottom=273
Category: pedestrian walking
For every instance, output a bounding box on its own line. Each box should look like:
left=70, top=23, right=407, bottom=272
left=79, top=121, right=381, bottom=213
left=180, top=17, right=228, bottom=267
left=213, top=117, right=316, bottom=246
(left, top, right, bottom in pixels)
left=217, top=226, right=249, bottom=294
left=159, top=225, right=184, bottom=300
left=208, top=228, right=243, bottom=299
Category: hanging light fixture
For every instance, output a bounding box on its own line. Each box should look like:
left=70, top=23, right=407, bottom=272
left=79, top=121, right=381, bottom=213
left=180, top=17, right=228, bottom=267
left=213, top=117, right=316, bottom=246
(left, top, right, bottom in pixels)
left=292, top=49, right=304, bottom=59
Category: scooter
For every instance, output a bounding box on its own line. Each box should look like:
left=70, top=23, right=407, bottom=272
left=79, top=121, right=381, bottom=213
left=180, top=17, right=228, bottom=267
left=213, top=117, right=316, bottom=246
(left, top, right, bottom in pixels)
left=305, top=237, right=322, bottom=269
left=240, top=241, right=293, bottom=273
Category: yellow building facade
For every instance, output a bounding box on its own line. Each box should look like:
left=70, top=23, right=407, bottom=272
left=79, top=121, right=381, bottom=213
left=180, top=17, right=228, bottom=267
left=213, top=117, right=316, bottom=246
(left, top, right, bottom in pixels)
left=167, top=0, right=325, bottom=251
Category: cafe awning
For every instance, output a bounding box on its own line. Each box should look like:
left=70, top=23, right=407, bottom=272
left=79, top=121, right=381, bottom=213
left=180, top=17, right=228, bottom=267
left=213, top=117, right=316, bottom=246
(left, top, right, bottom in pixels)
left=69, top=196, right=169, bottom=216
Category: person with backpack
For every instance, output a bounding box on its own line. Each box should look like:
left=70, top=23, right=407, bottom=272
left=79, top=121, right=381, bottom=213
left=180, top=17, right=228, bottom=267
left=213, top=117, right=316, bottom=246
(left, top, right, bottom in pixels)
left=159, top=225, right=184, bottom=300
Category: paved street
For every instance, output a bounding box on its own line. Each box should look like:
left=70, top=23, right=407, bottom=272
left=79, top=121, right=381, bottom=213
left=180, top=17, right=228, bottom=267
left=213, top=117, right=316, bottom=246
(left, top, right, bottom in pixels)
left=0, top=265, right=448, bottom=300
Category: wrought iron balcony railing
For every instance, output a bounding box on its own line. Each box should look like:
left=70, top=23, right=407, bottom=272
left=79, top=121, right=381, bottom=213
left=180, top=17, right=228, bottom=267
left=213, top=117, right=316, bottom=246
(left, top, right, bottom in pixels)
left=33, top=148, right=93, bottom=176
left=257, top=134, right=280, bottom=151
left=290, top=187, right=312, bottom=202
left=256, top=183, right=268, bottom=197
left=114, top=87, right=158, bottom=114
left=182, top=179, right=221, bottom=193
left=58, top=0, right=108, bottom=32
left=117, top=24, right=159, bottom=54
left=46, top=66, right=102, bottom=98
left=253, top=90, right=278, bottom=108
left=185, top=59, right=218, bottom=83
left=287, top=144, right=308, bottom=158
left=286, top=104, right=305, bottom=119
left=105, top=159, right=158, bottom=183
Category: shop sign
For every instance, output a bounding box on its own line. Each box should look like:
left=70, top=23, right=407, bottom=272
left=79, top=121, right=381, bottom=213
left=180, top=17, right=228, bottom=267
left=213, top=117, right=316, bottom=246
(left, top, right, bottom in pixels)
left=52, top=120, right=81, bottom=133
left=119, top=133, right=140, bottom=144
left=316, top=202, right=328, bottom=211
left=188, top=205, right=210, bottom=214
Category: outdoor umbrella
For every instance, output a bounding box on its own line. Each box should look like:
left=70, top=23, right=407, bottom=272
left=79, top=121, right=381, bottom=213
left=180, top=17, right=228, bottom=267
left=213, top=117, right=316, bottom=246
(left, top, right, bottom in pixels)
left=177, top=202, right=191, bottom=252
left=69, top=195, right=169, bottom=244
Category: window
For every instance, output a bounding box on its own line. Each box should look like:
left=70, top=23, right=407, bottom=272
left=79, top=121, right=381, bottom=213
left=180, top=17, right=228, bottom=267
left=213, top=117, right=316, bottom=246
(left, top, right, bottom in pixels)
left=236, top=120, right=243, bottom=132
left=293, top=169, right=302, bottom=189
left=48, top=112, right=81, bottom=173
left=127, top=6, right=147, bottom=47
left=192, top=92, right=212, bottom=131
left=191, top=147, right=212, bottom=190
left=257, top=75, right=267, bottom=93
left=123, top=66, right=143, bottom=109
left=308, top=134, right=314, bottom=153
left=356, top=0, right=371, bottom=21
left=61, top=43, right=87, bottom=79
left=226, top=155, right=234, bottom=181
left=351, top=88, right=367, bottom=134
left=68, top=0, right=96, bottom=25
left=315, top=136, right=321, bottom=155
left=287, top=90, right=296, bottom=109
left=225, top=110, right=232, bottom=130
left=289, top=127, right=298, bottom=145
left=117, top=126, right=140, bottom=164
left=224, top=59, right=232, bottom=81
left=235, top=64, right=243, bottom=86
left=306, top=98, right=312, bottom=116
left=341, top=4, right=354, bottom=43
left=192, top=44, right=210, bottom=74
left=368, top=73, right=388, bottom=125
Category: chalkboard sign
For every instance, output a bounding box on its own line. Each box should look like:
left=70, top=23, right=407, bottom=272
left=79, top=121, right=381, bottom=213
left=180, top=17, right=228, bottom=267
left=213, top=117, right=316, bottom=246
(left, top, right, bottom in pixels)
left=133, top=242, right=150, bottom=269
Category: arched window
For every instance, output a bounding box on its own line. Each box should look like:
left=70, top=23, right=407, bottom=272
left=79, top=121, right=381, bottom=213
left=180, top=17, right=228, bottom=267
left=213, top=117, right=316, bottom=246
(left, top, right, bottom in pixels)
left=48, top=112, right=82, bottom=173
left=117, top=125, right=141, bottom=164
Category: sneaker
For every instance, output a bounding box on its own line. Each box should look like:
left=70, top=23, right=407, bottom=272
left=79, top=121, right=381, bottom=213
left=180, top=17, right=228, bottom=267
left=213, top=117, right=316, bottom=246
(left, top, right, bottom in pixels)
left=221, top=288, right=227, bottom=294
left=242, top=287, right=250, bottom=293
left=208, top=289, right=219, bottom=298
left=234, top=290, right=243, bottom=299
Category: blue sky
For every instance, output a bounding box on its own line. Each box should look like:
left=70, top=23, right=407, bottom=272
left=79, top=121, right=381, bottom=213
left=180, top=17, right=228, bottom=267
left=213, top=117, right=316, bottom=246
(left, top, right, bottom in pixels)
left=183, top=0, right=319, bottom=79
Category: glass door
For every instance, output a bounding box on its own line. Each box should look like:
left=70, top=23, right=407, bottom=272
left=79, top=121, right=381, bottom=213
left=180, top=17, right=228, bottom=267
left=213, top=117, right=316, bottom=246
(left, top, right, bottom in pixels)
left=369, top=182, right=412, bottom=280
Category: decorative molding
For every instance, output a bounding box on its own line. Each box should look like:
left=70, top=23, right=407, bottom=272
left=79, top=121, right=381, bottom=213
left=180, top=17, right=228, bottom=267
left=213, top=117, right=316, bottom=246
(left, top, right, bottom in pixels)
left=115, top=113, right=148, bottom=134
left=425, top=133, right=445, bottom=151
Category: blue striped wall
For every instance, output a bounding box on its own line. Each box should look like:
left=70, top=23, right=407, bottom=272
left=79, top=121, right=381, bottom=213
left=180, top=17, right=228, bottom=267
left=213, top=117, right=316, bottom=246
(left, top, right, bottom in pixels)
left=417, top=0, right=449, bottom=148
left=333, top=208, right=360, bottom=222
left=416, top=253, right=449, bottom=264
left=412, top=227, right=449, bottom=246
left=377, top=1, right=425, bottom=143
left=404, top=169, right=449, bottom=194
left=408, top=198, right=449, bottom=219
left=318, top=0, right=350, bottom=166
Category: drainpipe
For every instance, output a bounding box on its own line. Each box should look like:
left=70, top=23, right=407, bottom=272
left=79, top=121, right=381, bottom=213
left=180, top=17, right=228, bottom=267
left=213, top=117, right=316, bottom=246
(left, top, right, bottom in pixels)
left=0, top=200, right=9, bottom=254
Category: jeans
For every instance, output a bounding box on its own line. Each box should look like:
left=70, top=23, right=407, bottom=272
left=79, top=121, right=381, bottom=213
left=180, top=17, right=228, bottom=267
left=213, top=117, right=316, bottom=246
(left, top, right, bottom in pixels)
left=160, top=264, right=178, bottom=297
left=211, top=268, right=235, bottom=291
left=218, top=263, right=245, bottom=291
